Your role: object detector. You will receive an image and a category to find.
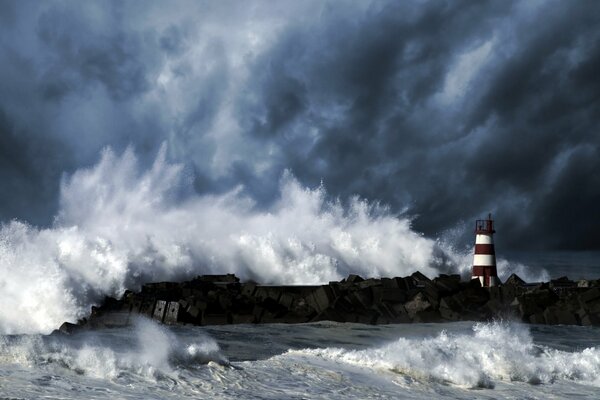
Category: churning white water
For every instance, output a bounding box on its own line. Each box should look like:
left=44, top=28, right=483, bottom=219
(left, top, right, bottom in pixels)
left=0, top=146, right=545, bottom=334
left=0, top=320, right=598, bottom=399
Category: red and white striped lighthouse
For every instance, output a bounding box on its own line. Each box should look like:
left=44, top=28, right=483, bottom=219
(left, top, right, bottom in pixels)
left=471, top=214, right=499, bottom=287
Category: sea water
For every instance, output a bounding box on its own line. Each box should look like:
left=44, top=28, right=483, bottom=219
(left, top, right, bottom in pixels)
left=1, top=319, right=599, bottom=399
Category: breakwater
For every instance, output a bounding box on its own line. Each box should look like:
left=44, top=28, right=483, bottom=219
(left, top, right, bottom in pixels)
left=58, top=272, right=600, bottom=334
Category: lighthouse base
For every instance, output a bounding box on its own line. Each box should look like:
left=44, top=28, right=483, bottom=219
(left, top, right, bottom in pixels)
left=472, top=275, right=500, bottom=287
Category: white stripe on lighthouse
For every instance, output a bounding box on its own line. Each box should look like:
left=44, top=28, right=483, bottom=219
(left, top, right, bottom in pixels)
left=473, top=254, right=496, bottom=266
left=475, top=234, right=493, bottom=245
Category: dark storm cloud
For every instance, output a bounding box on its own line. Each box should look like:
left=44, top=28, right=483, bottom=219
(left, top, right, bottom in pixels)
left=0, top=0, right=599, bottom=250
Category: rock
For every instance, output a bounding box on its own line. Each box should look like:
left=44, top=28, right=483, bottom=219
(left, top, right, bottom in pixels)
left=59, top=271, right=600, bottom=331
left=413, top=309, right=441, bottom=323
left=580, top=313, right=600, bottom=326
left=357, top=279, right=382, bottom=289
left=529, top=312, right=546, bottom=324
left=543, top=306, right=578, bottom=325
left=411, top=271, right=431, bottom=284
left=202, top=313, right=230, bottom=325
left=58, top=322, right=81, bottom=335
left=371, top=287, right=407, bottom=304
left=164, top=302, right=180, bottom=325
left=241, top=282, right=257, bottom=297
left=152, top=300, right=167, bottom=322
left=504, top=273, right=526, bottom=286
left=345, top=288, right=373, bottom=309
left=307, top=286, right=336, bottom=313
left=197, top=274, right=239, bottom=283
left=346, top=274, right=364, bottom=284
left=231, top=313, right=255, bottom=324
left=580, top=288, right=600, bottom=304
left=278, top=292, right=295, bottom=309
left=434, top=275, right=462, bottom=294
left=439, top=296, right=464, bottom=321
left=404, top=292, right=432, bottom=319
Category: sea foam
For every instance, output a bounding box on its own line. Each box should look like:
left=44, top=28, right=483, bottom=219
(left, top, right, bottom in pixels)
left=0, top=146, right=545, bottom=334
left=286, top=322, right=600, bottom=388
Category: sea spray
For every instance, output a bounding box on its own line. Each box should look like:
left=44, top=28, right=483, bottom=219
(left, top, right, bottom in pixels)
left=285, top=321, right=600, bottom=388
left=0, top=318, right=226, bottom=380
left=0, top=146, right=544, bottom=334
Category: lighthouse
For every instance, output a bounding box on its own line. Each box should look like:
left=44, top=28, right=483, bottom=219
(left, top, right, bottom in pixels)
left=471, top=214, right=500, bottom=287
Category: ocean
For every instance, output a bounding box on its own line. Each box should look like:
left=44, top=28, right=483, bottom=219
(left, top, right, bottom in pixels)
left=1, top=319, right=599, bottom=399
left=1, top=251, right=599, bottom=399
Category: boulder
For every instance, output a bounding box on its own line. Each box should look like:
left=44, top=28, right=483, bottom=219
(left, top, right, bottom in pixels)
left=58, top=322, right=81, bottom=335
left=371, top=287, right=407, bottom=304
left=307, top=286, right=336, bottom=313
left=164, top=302, right=180, bottom=325
left=152, top=300, right=167, bottom=322
left=241, top=282, right=257, bottom=297
left=580, top=288, right=600, bottom=304
left=404, top=292, right=432, bottom=319
left=346, top=274, right=364, bottom=284
left=197, top=274, right=239, bottom=283
left=504, top=273, right=526, bottom=286
left=543, top=306, right=578, bottom=325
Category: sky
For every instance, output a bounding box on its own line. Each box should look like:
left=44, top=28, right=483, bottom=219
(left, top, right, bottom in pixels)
left=0, top=0, right=599, bottom=252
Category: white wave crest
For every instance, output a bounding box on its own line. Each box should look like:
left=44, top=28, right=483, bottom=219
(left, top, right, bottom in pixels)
left=0, top=318, right=225, bottom=380
left=286, top=322, right=600, bottom=388
left=0, top=146, right=539, bottom=334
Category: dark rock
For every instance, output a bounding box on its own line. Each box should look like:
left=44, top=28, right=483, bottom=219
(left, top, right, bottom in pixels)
left=434, top=275, right=462, bottom=294
left=580, top=288, right=600, bottom=304
left=58, top=322, right=81, bottom=335
left=504, top=273, right=526, bottom=286
left=152, top=300, right=167, bottom=322
left=59, top=272, right=600, bottom=331
left=371, top=287, right=407, bottom=304
left=164, top=302, right=180, bottom=325
left=241, top=282, right=257, bottom=297
left=307, top=286, right=336, bottom=313
left=543, top=306, right=578, bottom=325
left=346, top=274, right=364, bottom=284
left=529, top=312, right=546, bottom=324
left=404, top=292, right=432, bottom=319
left=411, top=271, right=431, bottom=284
left=357, top=279, right=382, bottom=289
left=202, top=313, right=230, bottom=325
left=197, top=274, right=239, bottom=283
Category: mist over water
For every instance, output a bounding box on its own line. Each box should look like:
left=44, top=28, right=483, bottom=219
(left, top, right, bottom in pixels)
left=0, top=147, right=543, bottom=334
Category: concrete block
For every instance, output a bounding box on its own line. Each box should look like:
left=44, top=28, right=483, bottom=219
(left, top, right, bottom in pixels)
left=241, top=282, right=257, bottom=297
left=529, top=312, right=546, bottom=324
left=411, top=271, right=431, bottom=283
left=372, top=287, right=406, bottom=304
left=308, top=286, right=335, bottom=313
left=580, top=313, right=600, bottom=326
left=358, top=279, right=382, bottom=289
left=580, top=288, right=600, bottom=304
left=201, top=313, right=230, bottom=326
left=543, top=306, right=578, bottom=325
left=346, top=274, right=364, bottom=284
left=279, top=292, right=295, bottom=309
left=153, top=300, right=167, bottom=322
left=164, top=301, right=180, bottom=325
left=404, top=293, right=432, bottom=319
left=58, top=322, right=81, bottom=335
left=231, top=313, right=255, bottom=324
left=413, top=309, right=441, bottom=323
left=504, top=273, right=526, bottom=286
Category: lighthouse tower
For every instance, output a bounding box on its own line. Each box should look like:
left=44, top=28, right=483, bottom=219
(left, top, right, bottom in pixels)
left=471, top=214, right=500, bottom=287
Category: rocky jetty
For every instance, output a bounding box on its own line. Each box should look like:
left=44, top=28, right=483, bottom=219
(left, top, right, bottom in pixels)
left=58, top=273, right=600, bottom=334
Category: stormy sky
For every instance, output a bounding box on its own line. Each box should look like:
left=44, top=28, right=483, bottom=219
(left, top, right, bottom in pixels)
left=0, top=0, right=599, bottom=251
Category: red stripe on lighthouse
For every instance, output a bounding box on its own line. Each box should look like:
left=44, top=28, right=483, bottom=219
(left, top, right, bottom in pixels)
left=474, top=244, right=494, bottom=254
